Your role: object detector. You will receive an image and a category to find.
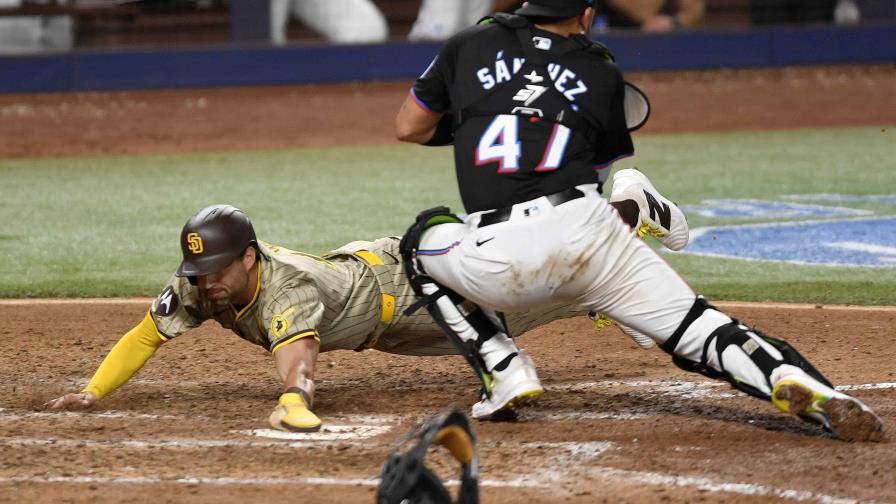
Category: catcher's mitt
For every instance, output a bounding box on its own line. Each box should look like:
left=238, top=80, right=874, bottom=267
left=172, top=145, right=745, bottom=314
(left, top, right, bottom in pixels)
left=377, top=408, right=479, bottom=504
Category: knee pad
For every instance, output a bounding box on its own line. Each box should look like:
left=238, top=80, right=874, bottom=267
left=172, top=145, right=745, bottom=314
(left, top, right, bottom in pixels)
left=399, top=206, right=511, bottom=391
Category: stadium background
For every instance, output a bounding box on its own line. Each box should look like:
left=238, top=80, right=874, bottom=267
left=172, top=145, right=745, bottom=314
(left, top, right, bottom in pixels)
left=1, top=1, right=895, bottom=502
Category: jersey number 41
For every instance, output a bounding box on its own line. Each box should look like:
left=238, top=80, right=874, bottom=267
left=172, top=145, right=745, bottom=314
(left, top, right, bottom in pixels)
left=475, top=114, right=570, bottom=173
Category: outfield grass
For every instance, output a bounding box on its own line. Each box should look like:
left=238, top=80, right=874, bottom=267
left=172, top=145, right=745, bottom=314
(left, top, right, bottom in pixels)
left=1, top=125, right=894, bottom=303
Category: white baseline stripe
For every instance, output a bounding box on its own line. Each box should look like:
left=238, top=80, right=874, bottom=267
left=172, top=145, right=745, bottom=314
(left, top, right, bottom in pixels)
left=538, top=438, right=875, bottom=504
left=0, top=409, right=180, bottom=421
left=0, top=437, right=339, bottom=449
left=0, top=425, right=391, bottom=449
left=4, top=381, right=891, bottom=423
left=836, top=382, right=896, bottom=391
left=592, top=466, right=879, bottom=504
left=0, top=474, right=543, bottom=489
left=551, top=379, right=896, bottom=398
left=0, top=437, right=881, bottom=500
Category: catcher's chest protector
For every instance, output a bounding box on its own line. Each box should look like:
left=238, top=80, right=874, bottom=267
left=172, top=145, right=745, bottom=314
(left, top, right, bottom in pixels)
left=377, top=409, right=479, bottom=504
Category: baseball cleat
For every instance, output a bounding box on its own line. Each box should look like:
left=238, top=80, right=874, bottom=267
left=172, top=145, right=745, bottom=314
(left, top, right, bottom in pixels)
left=610, top=168, right=689, bottom=251
left=471, top=350, right=543, bottom=420
left=771, top=374, right=885, bottom=442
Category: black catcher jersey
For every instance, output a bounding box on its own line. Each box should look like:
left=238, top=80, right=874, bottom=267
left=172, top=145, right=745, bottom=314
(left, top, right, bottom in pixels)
left=412, top=15, right=634, bottom=212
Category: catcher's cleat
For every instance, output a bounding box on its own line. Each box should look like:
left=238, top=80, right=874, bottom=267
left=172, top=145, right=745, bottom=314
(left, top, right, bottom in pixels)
left=610, top=168, right=689, bottom=251
left=772, top=374, right=885, bottom=442
left=269, top=391, right=322, bottom=433
left=471, top=350, right=543, bottom=420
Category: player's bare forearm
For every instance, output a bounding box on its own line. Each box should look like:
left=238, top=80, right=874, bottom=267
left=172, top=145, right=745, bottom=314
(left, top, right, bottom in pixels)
left=273, top=337, right=319, bottom=406
left=493, top=0, right=522, bottom=12
left=676, top=0, right=705, bottom=27
left=605, top=0, right=666, bottom=24
left=395, top=93, right=442, bottom=144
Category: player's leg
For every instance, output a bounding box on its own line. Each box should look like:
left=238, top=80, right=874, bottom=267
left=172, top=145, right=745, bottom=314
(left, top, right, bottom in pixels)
left=569, top=200, right=884, bottom=441
left=587, top=167, right=690, bottom=347
left=404, top=213, right=543, bottom=420
left=292, top=0, right=388, bottom=44
left=269, top=0, right=291, bottom=45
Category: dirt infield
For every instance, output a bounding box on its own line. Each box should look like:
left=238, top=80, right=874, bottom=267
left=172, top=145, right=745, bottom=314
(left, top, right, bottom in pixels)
left=1, top=301, right=894, bottom=503
left=1, top=64, right=895, bottom=158
left=1, top=64, right=895, bottom=502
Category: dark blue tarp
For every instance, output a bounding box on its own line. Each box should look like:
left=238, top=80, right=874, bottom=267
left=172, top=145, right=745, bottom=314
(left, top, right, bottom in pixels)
left=1, top=24, right=894, bottom=93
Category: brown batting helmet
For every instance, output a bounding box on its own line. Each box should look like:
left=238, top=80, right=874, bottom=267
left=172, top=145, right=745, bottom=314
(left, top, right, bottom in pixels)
left=175, top=204, right=257, bottom=278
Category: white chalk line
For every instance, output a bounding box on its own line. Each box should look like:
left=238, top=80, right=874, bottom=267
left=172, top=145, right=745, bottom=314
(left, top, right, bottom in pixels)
left=1, top=298, right=894, bottom=312
left=239, top=425, right=392, bottom=441
left=539, top=440, right=878, bottom=504
left=590, top=466, right=881, bottom=504
left=836, top=382, right=896, bottom=391
left=552, top=379, right=896, bottom=398
left=0, top=408, right=182, bottom=421
left=0, top=436, right=883, bottom=501
left=0, top=430, right=386, bottom=450
left=0, top=474, right=543, bottom=489
left=5, top=380, right=892, bottom=424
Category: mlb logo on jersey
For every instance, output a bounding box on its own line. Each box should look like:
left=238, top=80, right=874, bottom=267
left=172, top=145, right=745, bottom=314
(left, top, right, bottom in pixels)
left=532, top=36, right=552, bottom=50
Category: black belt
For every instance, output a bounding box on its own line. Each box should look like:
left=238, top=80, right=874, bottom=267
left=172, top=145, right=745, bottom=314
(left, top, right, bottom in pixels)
left=478, top=187, right=586, bottom=228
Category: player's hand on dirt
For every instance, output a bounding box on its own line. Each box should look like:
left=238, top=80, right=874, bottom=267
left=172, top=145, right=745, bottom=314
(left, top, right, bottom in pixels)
left=40, top=392, right=97, bottom=411
left=268, top=391, right=321, bottom=432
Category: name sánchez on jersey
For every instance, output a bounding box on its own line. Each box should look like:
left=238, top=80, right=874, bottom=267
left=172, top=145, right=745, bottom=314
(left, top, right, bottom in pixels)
left=476, top=50, right=589, bottom=102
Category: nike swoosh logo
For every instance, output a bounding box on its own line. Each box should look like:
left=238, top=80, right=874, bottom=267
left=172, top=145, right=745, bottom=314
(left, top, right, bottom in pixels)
left=476, top=237, right=495, bottom=247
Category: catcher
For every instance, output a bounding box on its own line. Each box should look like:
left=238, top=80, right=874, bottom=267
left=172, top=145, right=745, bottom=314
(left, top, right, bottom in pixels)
left=41, top=169, right=679, bottom=432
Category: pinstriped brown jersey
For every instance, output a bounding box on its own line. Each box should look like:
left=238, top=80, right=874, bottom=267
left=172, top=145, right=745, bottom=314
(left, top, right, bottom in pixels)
left=150, top=238, right=587, bottom=355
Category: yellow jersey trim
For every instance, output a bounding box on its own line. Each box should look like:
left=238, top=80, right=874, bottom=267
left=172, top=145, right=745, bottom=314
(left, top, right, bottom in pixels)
left=379, top=293, right=396, bottom=324
left=354, top=250, right=383, bottom=265
left=233, top=260, right=263, bottom=320
left=355, top=250, right=395, bottom=325
left=271, top=330, right=319, bottom=354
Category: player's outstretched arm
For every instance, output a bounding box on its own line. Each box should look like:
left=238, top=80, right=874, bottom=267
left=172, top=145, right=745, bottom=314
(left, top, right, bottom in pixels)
left=268, top=336, right=322, bottom=432
left=40, top=311, right=167, bottom=411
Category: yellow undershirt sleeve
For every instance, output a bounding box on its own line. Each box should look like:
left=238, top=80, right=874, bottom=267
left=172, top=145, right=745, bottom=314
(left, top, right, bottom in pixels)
left=82, top=311, right=167, bottom=400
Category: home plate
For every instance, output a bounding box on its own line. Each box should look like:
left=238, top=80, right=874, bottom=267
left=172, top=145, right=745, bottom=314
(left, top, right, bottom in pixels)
left=238, top=424, right=392, bottom=441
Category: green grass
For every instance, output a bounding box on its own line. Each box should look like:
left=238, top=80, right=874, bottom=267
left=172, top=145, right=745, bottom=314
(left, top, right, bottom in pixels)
left=1, top=125, right=894, bottom=302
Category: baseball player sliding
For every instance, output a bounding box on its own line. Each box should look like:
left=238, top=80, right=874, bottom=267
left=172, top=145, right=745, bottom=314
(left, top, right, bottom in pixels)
left=41, top=192, right=672, bottom=431
left=395, top=0, right=885, bottom=441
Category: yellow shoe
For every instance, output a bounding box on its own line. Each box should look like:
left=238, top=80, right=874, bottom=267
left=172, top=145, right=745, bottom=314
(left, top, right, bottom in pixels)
left=772, top=375, right=885, bottom=442
left=269, top=392, right=322, bottom=432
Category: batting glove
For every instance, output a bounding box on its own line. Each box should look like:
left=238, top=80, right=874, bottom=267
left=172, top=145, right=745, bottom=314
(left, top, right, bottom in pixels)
left=269, top=391, right=321, bottom=432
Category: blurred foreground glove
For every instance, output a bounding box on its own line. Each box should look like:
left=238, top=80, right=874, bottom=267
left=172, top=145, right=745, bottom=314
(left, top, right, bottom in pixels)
left=269, top=390, right=321, bottom=432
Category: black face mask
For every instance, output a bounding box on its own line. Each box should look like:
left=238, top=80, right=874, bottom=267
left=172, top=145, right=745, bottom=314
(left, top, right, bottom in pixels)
left=377, top=409, right=480, bottom=504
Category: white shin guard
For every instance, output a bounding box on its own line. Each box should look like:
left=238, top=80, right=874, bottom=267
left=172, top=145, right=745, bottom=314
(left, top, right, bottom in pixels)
left=663, top=297, right=831, bottom=400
